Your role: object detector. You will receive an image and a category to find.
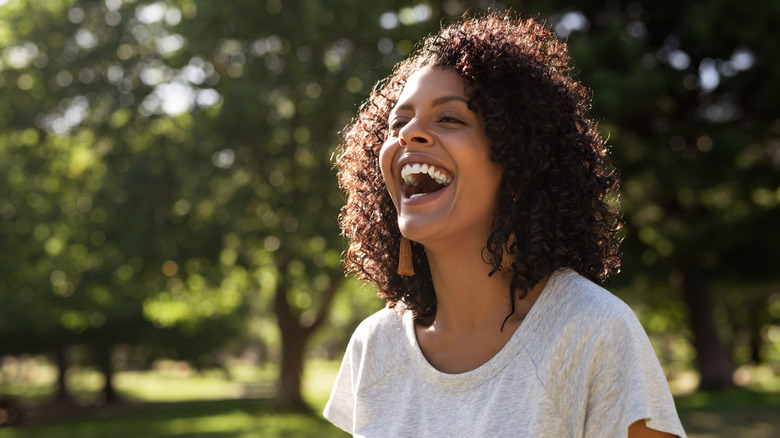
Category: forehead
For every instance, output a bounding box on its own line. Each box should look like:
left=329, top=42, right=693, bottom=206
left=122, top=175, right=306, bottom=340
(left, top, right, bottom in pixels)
left=394, top=67, right=467, bottom=107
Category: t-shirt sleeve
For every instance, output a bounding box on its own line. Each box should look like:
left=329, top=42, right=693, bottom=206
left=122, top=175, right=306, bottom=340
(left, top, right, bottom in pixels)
left=323, top=307, right=402, bottom=434
left=323, top=335, right=356, bottom=433
left=583, top=307, right=687, bottom=438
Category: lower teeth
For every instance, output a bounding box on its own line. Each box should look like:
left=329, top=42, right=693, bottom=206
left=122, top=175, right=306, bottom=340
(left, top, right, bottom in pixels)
left=410, top=193, right=426, bottom=199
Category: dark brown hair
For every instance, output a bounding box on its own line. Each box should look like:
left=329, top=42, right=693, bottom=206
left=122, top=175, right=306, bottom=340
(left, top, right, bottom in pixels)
left=338, top=11, right=623, bottom=319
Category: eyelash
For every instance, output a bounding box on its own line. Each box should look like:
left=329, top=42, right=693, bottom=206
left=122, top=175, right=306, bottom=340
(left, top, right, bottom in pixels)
left=439, top=116, right=464, bottom=125
left=389, top=120, right=407, bottom=132
left=388, top=116, right=464, bottom=133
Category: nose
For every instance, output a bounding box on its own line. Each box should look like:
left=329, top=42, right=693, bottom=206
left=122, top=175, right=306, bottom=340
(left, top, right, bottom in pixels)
left=399, top=119, right=432, bottom=147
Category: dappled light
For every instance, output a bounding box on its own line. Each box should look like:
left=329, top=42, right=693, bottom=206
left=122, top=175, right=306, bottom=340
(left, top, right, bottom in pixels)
left=0, top=0, right=778, bottom=436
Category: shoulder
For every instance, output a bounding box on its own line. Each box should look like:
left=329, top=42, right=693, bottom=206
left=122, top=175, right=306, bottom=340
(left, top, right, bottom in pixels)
left=527, top=269, right=652, bottom=374
left=528, top=271, right=685, bottom=437
left=343, top=306, right=407, bottom=390
left=544, top=269, right=641, bottom=332
left=349, top=306, right=405, bottom=347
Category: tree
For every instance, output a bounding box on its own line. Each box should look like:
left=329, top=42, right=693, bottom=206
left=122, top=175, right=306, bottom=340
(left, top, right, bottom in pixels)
left=0, top=0, right=438, bottom=408
left=557, top=0, right=780, bottom=389
left=0, top=0, right=250, bottom=402
left=2, top=0, right=777, bottom=405
left=170, top=0, right=443, bottom=407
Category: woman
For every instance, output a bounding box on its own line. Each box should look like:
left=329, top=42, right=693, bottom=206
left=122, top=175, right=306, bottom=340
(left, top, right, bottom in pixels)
left=326, top=11, right=686, bottom=438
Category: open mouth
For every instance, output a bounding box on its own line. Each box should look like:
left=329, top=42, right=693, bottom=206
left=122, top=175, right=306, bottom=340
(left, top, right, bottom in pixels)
left=401, top=163, right=453, bottom=199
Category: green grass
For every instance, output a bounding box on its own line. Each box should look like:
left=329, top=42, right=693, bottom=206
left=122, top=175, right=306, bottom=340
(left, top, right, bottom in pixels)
left=676, top=390, right=780, bottom=438
left=1, top=359, right=778, bottom=438
left=0, top=359, right=349, bottom=438
left=0, top=399, right=349, bottom=438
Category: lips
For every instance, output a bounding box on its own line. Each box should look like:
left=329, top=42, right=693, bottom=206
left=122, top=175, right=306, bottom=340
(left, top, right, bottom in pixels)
left=400, top=162, right=453, bottom=199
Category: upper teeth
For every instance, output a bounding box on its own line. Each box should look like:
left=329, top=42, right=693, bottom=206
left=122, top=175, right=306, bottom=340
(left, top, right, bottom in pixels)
left=401, top=163, right=452, bottom=187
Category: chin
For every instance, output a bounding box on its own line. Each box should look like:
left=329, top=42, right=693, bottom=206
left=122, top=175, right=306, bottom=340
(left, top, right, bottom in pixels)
left=397, top=216, right=442, bottom=245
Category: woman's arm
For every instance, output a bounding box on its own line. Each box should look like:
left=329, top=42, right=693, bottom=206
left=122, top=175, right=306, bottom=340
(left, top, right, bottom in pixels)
left=628, top=420, right=677, bottom=438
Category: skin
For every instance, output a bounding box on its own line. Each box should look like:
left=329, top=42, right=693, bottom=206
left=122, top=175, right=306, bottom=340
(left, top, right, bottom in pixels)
left=380, top=67, right=675, bottom=438
left=629, top=420, right=677, bottom=438
left=379, top=66, right=543, bottom=373
left=380, top=66, right=503, bottom=250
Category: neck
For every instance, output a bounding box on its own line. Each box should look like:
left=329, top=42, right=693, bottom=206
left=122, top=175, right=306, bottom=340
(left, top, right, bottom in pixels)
left=422, top=233, right=514, bottom=334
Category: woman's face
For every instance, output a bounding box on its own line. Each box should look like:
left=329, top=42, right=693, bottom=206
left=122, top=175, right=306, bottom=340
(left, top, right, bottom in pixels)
left=379, top=66, right=503, bottom=248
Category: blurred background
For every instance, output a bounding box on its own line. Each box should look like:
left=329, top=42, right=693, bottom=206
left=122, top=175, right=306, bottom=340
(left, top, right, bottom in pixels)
left=0, top=0, right=778, bottom=436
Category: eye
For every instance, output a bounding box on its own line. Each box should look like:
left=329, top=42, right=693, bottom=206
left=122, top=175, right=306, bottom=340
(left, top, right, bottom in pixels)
left=438, top=116, right=464, bottom=125
left=388, top=118, right=409, bottom=134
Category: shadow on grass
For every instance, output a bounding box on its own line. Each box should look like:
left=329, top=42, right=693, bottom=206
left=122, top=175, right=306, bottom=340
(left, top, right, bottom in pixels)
left=0, top=398, right=349, bottom=438
left=676, top=390, right=780, bottom=438
left=3, top=389, right=778, bottom=438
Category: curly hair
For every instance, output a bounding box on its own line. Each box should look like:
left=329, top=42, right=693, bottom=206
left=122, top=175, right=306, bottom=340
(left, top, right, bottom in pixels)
left=337, top=11, right=623, bottom=320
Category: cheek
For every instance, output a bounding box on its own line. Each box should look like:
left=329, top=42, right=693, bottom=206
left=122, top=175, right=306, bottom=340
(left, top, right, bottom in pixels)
left=378, top=140, right=399, bottom=201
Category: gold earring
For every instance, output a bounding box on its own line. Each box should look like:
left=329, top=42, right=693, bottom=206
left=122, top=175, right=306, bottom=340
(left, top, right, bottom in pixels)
left=397, top=236, right=415, bottom=276
left=501, top=234, right=516, bottom=271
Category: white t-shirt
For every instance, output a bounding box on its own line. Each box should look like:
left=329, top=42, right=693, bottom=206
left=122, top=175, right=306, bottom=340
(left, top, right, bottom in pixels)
left=324, top=269, right=686, bottom=437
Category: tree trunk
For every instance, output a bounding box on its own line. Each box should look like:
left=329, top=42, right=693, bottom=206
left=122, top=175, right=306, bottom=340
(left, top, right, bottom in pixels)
left=276, top=318, right=307, bottom=409
left=680, top=270, right=734, bottom=390
left=748, top=291, right=772, bottom=364
left=96, top=346, right=118, bottom=404
left=274, top=276, right=339, bottom=410
left=53, top=347, right=72, bottom=403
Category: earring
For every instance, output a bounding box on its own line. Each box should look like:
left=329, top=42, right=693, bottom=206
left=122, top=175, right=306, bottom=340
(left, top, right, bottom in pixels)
left=501, top=235, right=515, bottom=271
left=397, top=236, right=415, bottom=276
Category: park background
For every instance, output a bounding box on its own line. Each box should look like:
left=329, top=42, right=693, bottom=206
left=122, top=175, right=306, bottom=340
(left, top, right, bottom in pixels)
left=0, top=0, right=778, bottom=436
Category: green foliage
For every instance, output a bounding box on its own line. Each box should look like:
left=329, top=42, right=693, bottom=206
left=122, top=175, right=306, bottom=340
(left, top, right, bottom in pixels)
left=1, top=0, right=778, bottom=397
left=560, top=1, right=780, bottom=373
left=309, top=279, right=385, bottom=359
left=0, top=0, right=456, bottom=383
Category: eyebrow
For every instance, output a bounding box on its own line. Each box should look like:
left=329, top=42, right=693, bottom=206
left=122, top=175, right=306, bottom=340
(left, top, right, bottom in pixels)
left=393, top=95, right=469, bottom=113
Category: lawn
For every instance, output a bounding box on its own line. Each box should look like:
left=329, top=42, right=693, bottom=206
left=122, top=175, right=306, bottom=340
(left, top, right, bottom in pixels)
left=675, top=390, right=780, bottom=438
left=0, top=359, right=778, bottom=437
left=0, top=399, right=348, bottom=438
left=0, top=359, right=349, bottom=438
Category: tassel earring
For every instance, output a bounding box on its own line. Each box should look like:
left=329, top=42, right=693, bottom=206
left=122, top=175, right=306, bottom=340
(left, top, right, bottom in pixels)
left=397, top=236, right=415, bottom=276
left=501, top=234, right=516, bottom=271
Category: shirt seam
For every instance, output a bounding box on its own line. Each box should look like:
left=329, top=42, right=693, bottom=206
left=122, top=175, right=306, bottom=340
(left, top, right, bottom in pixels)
left=526, top=344, right=575, bottom=438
